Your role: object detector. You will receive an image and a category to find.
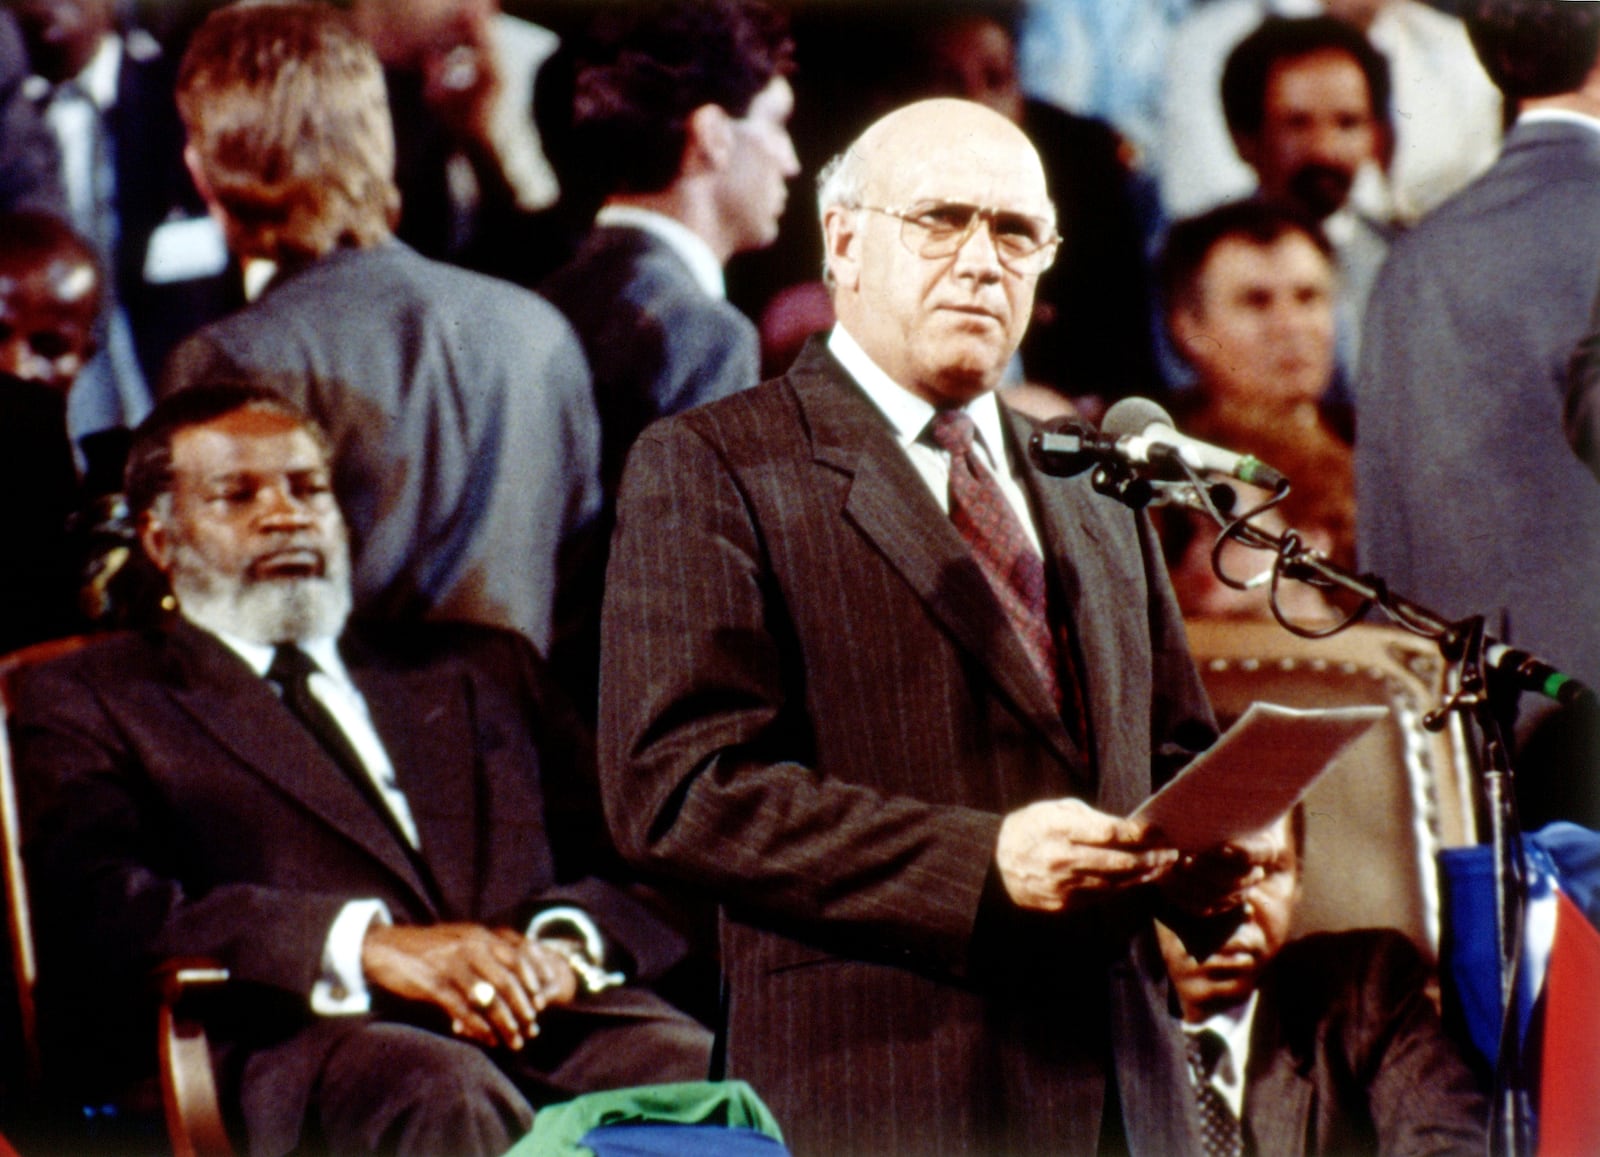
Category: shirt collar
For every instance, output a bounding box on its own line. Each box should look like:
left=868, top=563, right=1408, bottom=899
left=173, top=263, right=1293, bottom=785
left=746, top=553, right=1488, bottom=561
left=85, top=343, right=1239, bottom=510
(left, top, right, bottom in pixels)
left=196, top=618, right=348, bottom=686
left=1183, top=989, right=1259, bottom=1114
left=595, top=204, right=726, bottom=298
left=827, top=324, right=1014, bottom=472
left=1516, top=108, right=1600, bottom=138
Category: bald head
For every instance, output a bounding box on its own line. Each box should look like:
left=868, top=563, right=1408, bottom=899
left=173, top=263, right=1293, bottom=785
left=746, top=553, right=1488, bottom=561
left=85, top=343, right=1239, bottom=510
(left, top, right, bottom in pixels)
left=819, top=99, right=1055, bottom=407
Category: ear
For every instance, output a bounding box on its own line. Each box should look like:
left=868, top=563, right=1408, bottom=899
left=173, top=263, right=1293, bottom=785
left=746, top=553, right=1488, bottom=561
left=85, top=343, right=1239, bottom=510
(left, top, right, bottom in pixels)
left=138, top=508, right=176, bottom=577
left=822, top=204, right=863, bottom=294
left=1169, top=302, right=1206, bottom=362
left=683, top=103, right=735, bottom=176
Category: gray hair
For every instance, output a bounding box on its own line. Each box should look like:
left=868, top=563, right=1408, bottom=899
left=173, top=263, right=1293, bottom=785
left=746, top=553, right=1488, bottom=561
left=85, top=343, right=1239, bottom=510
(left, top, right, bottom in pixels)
left=815, top=145, right=869, bottom=287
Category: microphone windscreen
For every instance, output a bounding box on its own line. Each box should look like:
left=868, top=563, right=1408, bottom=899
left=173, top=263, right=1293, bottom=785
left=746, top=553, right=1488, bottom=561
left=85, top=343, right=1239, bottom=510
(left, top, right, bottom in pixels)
left=1102, top=396, right=1174, bottom=438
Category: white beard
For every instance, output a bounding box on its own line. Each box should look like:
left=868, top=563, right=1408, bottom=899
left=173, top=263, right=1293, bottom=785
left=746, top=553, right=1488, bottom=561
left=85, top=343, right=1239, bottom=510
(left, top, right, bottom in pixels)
left=171, top=537, right=354, bottom=645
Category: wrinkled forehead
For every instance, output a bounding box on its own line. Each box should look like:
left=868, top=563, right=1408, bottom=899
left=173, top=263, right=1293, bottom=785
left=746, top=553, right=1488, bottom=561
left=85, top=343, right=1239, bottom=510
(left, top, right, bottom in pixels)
left=865, top=123, right=1054, bottom=221
left=170, top=410, right=330, bottom=484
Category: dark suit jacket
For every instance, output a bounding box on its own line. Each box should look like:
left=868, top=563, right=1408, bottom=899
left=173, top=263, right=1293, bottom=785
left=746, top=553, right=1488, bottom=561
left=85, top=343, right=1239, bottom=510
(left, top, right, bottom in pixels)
left=11, top=618, right=683, bottom=1145
left=1237, top=930, right=1487, bottom=1157
left=160, top=241, right=604, bottom=656
left=540, top=224, right=760, bottom=501
left=600, top=338, right=1216, bottom=1155
left=1356, top=118, right=1600, bottom=827
left=107, top=32, right=241, bottom=384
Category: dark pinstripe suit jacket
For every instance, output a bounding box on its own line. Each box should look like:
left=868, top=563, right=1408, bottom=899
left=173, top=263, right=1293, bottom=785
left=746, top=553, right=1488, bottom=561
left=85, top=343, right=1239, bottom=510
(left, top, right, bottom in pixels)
left=600, top=338, right=1217, bottom=1155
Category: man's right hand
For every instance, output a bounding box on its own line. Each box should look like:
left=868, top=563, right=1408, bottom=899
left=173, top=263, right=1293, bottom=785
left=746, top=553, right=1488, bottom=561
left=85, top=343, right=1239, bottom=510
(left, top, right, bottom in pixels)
left=996, top=798, right=1178, bottom=912
left=360, top=923, right=578, bottom=1051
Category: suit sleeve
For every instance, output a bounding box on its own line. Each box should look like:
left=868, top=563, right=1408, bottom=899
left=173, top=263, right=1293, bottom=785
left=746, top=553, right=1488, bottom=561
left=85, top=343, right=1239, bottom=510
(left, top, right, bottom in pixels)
left=14, top=659, right=353, bottom=1000
left=1352, top=935, right=1489, bottom=1156
left=599, top=419, right=1010, bottom=978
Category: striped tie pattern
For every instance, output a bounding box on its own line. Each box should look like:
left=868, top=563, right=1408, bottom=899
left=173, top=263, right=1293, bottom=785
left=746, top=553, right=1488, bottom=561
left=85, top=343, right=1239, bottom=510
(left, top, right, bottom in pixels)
left=928, top=409, right=1062, bottom=711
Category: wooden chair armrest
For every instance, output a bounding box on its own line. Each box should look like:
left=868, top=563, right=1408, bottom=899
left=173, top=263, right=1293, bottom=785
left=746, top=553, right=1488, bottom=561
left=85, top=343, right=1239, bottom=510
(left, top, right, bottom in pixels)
left=154, top=958, right=234, bottom=1157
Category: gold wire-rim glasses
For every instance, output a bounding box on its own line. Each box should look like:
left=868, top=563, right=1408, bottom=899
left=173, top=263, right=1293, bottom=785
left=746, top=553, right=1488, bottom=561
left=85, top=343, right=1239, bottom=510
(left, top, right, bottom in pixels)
left=857, top=201, right=1061, bottom=275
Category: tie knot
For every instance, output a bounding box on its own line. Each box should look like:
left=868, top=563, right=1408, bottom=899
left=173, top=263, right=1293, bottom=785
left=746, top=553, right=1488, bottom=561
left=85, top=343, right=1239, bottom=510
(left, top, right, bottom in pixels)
left=267, top=644, right=319, bottom=689
left=927, top=409, right=978, bottom=457
left=1186, top=1028, right=1228, bottom=1080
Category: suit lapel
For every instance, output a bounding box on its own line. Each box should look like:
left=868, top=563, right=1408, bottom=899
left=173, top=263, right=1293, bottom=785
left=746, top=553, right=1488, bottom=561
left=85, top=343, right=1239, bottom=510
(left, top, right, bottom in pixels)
left=161, top=620, right=440, bottom=912
left=349, top=644, right=480, bottom=921
left=791, top=344, right=1086, bottom=779
left=1243, top=977, right=1314, bottom=1157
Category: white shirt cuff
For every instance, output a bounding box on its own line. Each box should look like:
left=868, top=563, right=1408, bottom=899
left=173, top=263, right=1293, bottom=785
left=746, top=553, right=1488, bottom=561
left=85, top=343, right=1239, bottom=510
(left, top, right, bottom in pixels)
left=311, top=899, right=391, bottom=1016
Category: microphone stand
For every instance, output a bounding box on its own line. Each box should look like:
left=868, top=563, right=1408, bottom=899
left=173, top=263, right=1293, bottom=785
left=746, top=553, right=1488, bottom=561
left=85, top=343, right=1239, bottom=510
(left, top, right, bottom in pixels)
left=1086, top=454, right=1580, bottom=1157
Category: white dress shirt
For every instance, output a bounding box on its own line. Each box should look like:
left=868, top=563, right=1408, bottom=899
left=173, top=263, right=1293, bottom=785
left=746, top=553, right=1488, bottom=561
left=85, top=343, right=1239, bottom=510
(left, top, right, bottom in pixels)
left=594, top=204, right=727, bottom=299
left=827, top=325, right=1043, bottom=556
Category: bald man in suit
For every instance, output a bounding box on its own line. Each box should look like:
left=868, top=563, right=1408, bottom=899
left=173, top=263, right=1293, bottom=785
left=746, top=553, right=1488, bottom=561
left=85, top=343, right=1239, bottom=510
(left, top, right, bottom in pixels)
left=600, top=98, right=1236, bottom=1155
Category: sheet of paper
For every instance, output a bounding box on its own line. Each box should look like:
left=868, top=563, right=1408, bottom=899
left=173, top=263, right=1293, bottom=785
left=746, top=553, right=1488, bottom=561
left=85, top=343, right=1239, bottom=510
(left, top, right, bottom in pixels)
left=1134, top=701, right=1388, bottom=850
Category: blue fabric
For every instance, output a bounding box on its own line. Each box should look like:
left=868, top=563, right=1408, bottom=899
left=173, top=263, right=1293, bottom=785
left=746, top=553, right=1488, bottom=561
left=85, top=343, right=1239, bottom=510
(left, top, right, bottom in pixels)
left=580, top=1125, right=790, bottom=1156
left=1440, top=823, right=1600, bottom=1065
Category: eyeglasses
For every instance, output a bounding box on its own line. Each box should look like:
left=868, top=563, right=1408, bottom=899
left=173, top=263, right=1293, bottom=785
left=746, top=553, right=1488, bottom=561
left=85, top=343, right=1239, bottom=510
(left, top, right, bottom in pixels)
left=858, top=201, right=1061, bottom=275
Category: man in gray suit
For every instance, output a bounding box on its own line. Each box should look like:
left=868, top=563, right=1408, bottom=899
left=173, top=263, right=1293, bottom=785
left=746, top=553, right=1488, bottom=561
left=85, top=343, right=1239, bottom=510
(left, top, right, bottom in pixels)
left=601, top=97, right=1249, bottom=1155
left=1356, top=0, right=1600, bottom=827
left=160, top=0, right=602, bottom=658
left=539, top=0, right=798, bottom=715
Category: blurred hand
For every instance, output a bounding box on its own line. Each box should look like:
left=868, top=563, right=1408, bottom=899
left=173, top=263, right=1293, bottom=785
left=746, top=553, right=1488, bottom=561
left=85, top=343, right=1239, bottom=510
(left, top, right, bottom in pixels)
left=1159, top=826, right=1283, bottom=918
left=361, top=923, right=578, bottom=1050
left=996, top=798, right=1178, bottom=911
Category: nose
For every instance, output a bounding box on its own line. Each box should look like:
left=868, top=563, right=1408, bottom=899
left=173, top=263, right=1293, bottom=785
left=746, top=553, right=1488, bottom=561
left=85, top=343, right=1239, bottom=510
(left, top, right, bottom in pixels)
left=258, top=482, right=317, bottom=528
left=778, top=131, right=800, bottom=179
left=950, top=215, right=1004, bottom=282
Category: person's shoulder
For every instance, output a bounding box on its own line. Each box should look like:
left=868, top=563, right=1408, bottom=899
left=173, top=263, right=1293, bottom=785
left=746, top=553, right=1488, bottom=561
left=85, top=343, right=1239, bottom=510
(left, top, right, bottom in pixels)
left=345, top=619, right=535, bottom=671
left=1270, top=928, right=1429, bottom=999
left=6, top=629, right=167, bottom=707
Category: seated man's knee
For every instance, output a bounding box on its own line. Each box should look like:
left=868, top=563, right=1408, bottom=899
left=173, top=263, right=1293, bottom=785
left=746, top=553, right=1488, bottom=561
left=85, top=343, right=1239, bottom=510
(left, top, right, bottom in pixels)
left=318, top=1023, right=533, bottom=1157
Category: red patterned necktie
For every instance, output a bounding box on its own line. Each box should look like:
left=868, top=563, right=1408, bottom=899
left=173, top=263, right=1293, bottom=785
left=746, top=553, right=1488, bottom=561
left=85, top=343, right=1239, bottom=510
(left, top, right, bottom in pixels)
left=928, top=409, right=1063, bottom=712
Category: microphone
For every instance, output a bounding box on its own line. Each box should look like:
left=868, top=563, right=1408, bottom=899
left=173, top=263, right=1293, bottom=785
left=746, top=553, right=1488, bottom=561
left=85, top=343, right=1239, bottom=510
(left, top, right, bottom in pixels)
left=1028, top=401, right=1288, bottom=490
left=1484, top=642, right=1596, bottom=708
left=1101, top=398, right=1289, bottom=490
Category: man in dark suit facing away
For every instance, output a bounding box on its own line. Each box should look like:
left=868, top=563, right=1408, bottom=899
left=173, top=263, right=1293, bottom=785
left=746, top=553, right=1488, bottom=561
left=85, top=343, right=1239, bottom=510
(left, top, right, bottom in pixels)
left=539, top=0, right=799, bottom=717
left=600, top=96, right=1260, bottom=1155
left=1156, top=807, right=1487, bottom=1157
left=11, top=385, right=710, bottom=1157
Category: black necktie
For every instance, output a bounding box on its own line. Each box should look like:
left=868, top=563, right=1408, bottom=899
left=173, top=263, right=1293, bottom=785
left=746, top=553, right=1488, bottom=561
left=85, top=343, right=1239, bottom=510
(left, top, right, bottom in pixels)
left=1187, top=1029, right=1243, bottom=1157
left=266, top=644, right=374, bottom=793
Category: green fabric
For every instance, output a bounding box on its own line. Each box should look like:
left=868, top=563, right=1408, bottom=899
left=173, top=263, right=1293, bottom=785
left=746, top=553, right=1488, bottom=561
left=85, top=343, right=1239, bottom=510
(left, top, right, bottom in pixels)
left=510, top=1080, right=785, bottom=1157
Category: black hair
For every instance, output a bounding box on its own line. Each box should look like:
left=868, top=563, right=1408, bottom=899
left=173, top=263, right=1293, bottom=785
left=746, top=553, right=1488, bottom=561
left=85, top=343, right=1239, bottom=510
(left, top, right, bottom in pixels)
left=1157, top=198, right=1333, bottom=320
left=1459, top=0, right=1600, bottom=100
left=568, top=0, right=794, bottom=195
left=1221, top=15, right=1393, bottom=141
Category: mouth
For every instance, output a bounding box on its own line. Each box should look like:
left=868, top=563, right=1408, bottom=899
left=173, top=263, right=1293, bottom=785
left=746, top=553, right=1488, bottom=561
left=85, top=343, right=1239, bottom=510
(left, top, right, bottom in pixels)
left=249, top=548, right=326, bottom=581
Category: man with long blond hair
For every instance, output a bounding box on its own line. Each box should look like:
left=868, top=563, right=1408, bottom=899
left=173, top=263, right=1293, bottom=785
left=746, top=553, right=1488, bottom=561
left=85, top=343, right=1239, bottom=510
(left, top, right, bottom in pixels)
left=162, top=0, right=602, bottom=661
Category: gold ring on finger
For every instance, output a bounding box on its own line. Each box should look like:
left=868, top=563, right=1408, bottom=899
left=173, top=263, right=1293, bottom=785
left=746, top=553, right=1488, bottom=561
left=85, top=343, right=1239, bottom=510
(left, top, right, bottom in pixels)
left=469, top=979, right=497, bottom=1009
